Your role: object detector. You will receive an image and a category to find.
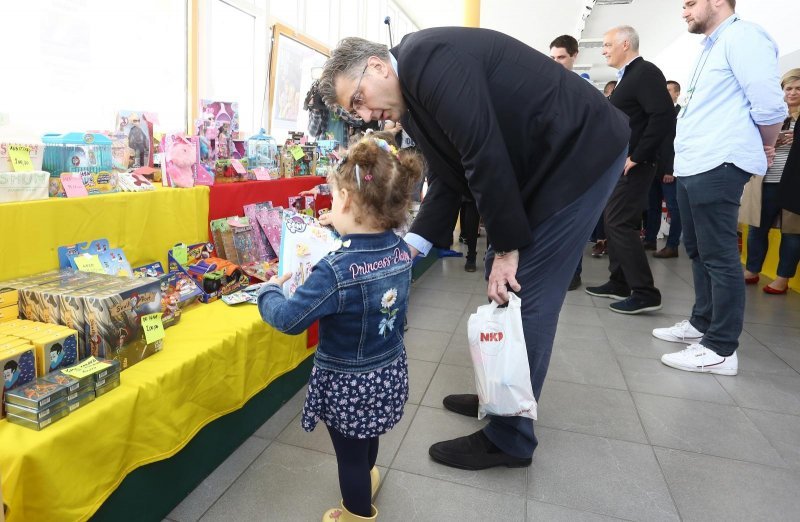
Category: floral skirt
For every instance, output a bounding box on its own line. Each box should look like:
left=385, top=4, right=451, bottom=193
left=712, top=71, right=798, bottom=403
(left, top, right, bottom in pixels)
left=301, top=351, right=409, bottom=439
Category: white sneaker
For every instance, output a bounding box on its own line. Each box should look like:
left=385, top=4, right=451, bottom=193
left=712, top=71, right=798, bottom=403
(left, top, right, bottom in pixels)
left=652, top=320, right=704, bottom=344
left=661, top=344, right=738, bottom=376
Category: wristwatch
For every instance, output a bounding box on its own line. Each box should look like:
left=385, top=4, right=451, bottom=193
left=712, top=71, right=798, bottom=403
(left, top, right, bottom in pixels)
left=494, top=250, right=515, bottom=258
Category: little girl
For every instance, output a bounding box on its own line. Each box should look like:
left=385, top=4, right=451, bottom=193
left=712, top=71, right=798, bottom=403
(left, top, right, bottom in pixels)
left=259, top=138, right=423, bottom=521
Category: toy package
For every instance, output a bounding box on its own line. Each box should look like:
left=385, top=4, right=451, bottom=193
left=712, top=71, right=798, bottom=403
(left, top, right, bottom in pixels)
left=42, top=132, right=119, bottom=197
left=243, top=202, right=277, bottom=261
left=209, top=218, right=238, bottom=264
left=280, top=143, right=318, bottom=178
left=288, top=196, right=316, bottom=217
left=116, top=111, right=155, bottom=168
left=59, top=238, right=133, bottom=278
left=1, top=343, right=37, bottom=418
left=117, top=172, right=155, bottom=192
left=168, top=243, right=249, bottom=303
left=255, top=207, right=284, bottom=257
left=162, top=134, right=199, bottom=188
left=278, top=213, right=341, bottom=298
left=246, top=129, right=280, bottom=178
left=229, top=217, right=258, bottom=265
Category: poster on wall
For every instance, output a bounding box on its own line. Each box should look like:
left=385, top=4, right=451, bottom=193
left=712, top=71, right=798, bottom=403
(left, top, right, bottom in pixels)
left=269, top=24, right=329, bottom=143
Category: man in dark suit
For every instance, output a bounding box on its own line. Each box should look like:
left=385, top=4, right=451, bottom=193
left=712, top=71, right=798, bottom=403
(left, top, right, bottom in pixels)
left=319, top=28, right=630, bottom=471
left=646, top=81, right=683, bottom=258
left=585, top=25, right=674, bottom=314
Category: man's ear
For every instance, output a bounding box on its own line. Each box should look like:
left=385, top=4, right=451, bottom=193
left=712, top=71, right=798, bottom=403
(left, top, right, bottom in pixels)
left=369, top=56, right=390, bottom=78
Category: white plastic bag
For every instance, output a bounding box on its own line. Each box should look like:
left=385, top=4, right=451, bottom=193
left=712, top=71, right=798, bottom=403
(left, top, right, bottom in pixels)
left=467, top=293, right=537, bottom=420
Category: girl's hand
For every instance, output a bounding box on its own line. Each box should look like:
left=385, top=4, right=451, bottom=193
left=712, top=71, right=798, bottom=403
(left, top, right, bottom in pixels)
left=299, top=187, right=320, bottom=197
left=268, top=272, right=292, bottom=286
left=318, top=211, right=333, bottom=226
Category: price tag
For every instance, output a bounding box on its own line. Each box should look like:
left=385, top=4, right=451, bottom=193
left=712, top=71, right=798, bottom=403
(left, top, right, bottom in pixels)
left=8, top=145, right=34, bottom=172
left=74, top=254, right=106, bottom=274
left=60, top=173, right=89, bottom=197
left=253, top=167, right=270, bottom=180
left=62, top=356, right=111, bottom=379
left=230, top=159, right=246, bottom=174
left=141, top=313, right=165, bottom=344
left=172, top=243, right=188, bottom=265
left=290, top=145, right=305, bottom=161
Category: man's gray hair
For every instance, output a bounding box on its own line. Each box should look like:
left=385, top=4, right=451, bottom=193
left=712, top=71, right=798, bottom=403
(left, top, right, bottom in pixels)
left=318, top=37, right=390, bottom=106
left=609, top=25, right=639, bottom=52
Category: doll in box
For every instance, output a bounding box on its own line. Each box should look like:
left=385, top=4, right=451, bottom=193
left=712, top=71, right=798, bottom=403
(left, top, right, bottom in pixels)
left=165, top=139, right=196, bottom=188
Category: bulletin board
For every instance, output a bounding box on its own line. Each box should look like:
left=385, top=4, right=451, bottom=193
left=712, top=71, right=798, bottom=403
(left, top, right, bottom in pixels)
left=267, top=23, right=329, bottom=143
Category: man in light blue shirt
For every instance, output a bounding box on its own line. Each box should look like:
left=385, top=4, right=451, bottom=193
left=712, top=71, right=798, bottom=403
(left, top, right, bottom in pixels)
left=654, top=0, right=787, bottom=376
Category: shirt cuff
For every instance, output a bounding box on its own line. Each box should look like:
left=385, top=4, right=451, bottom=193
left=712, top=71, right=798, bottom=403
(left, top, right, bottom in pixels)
left=404, top=233, right=433, bottom=257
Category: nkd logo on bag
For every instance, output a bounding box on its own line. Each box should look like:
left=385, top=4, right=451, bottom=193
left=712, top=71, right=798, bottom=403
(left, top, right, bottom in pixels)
left=479, top=321, right=505, bottom=355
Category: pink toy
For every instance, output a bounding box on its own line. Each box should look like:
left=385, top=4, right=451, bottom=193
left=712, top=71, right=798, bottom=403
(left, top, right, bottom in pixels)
left=164, top=136, right=197, bottom=188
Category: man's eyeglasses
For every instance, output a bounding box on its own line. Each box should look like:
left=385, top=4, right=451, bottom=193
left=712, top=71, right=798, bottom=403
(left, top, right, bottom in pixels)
left=348, top=62, right=369, bottom=117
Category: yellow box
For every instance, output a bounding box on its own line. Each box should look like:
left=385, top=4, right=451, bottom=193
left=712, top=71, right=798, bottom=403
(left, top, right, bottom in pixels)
left=1, top=343, right=37, bottom=419
left=0, top=305, right=18, bottom=323
left=27, top=330, right=79, bottom=376
left=0, top=288, right=18, bottom=307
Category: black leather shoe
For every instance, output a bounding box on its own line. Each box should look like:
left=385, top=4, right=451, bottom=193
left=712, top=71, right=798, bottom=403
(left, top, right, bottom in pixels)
left=585, top=281, right=630, bottom=300
left=464, top=257, right=477, bottom=272
left=429, top=430, right=532, bottom=470
left=443, top=394, right=479, bottom=417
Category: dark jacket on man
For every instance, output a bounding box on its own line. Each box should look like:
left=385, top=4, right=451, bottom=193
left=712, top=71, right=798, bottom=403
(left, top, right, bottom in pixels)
left=391, top=27, right=630, bottom=252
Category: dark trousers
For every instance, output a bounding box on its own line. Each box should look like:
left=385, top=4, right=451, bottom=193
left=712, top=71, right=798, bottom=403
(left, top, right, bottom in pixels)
left=645, top=177, right=682, bottom=249
left=677, top=163, right=751, bottom=357
left=746, top=182, right=800, bottom=279
left=460, top=199, right=480, bottom=259
left=482, top=148, right=626, bottom=458
left=604, top=163, right=661, bottom=301
left=326, top=425, right=379, bottom=517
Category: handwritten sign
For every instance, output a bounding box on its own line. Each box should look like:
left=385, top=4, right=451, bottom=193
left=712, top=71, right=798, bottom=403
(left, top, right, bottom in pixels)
left=141, top=313, right=165, bottom=344
left=62, top=357, right=111, bottom=379
left=290, top=145, right=305, bottom=161
left=8, top=145, right=33, bottom=172
left=230, top=159, right=246, bottom=174
left=253, top=167, right=270, bottom=181
left=60, top=173, right=89, bottom=197
left=74, top=254, right=105, bottom=274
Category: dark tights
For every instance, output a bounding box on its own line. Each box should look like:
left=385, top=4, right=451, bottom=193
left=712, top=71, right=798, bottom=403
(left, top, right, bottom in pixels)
left=326, top=424, right=379, bottom=517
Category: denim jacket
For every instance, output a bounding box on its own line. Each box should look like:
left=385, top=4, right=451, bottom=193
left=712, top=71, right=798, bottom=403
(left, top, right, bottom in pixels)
left=258, top=230, right=412, bottom=373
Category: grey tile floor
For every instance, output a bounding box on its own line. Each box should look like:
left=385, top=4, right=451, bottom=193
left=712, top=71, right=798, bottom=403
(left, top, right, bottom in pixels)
left=167, top=236, right=800, bottom=521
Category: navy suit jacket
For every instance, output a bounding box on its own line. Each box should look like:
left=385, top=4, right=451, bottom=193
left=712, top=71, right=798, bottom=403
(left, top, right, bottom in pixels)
left=391, top=27, right=630, bottom=251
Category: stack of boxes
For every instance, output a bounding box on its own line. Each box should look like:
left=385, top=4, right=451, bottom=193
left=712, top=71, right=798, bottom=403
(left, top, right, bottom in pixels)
left=3, top=357, right=121, bottom=430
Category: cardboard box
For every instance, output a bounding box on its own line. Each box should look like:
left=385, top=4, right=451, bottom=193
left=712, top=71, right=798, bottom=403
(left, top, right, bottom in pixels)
left=6, top=404, right=69, bottom=430
left=0, top=288, right=18, bottom=307
left=1, top=344, right=37, bottom=418
left=4, top=378, right=67, bottom=409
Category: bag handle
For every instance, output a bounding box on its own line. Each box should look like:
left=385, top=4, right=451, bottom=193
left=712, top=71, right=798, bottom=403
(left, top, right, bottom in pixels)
left=486, top=292, right=521, bottom=313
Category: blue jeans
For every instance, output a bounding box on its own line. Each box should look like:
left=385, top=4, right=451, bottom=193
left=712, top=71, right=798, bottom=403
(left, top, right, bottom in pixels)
left=677, top=164, right=751, bottom=357
left=646, top=177, right=682, bottom=248
left=482, top=147, right=626, bottom=458
left=745, top=182, right=800, bottom=279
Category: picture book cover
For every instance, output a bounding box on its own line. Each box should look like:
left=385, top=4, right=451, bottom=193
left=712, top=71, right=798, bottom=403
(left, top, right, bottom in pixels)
left=278, top=213, right=340, bottom=298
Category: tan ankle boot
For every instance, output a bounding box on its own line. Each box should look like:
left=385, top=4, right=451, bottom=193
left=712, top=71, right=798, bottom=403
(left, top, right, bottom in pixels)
left=321, top=500, right=378, bottom=521
left=370, top=466, right=381, bottom=500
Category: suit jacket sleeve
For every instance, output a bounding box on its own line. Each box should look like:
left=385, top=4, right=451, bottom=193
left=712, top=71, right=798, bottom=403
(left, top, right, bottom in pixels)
left=402, top=45, right=532, bottom=252
left=630, top=66, right=675, bottom=165
left=409, top=173, right=462, bottom=249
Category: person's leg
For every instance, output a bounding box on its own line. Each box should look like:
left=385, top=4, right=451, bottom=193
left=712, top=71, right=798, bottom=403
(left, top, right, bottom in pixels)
left=482, top=149, right=626, bottom=458
left=680, top=164, right=751, bottom=356
left=776, top=232, right=800, bottom=280
left=645, top=176, right=663, bottom=245
left=676, top=175, right=711, bottom=333
left=462, top=199, right=480, bottom=271
left=662, top=180, right=682, bottom=249
left=745, top=183, right=780, bottom=277
left=326, top=425, right=373, bottom=517
left=603, top=163, right=660, bottom=301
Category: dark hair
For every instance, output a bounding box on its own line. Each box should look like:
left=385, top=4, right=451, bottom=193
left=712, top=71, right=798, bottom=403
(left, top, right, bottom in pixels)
left=604, top=80, right=618, bottom=94
left=4, top=360, right=18, bottom=372
left=329, top=138, right=423, bottom=229
left=51, top=343, right=63, bottom=355
left=666, top=80, right=681, bottom=93
left=549, top=35, right=579, bottom=56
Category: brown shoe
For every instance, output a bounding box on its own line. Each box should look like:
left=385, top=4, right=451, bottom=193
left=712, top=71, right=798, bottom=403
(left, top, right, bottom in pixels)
left=653, top=246, right=679, bottom=258
left=591, top=240, right=607, bottom=258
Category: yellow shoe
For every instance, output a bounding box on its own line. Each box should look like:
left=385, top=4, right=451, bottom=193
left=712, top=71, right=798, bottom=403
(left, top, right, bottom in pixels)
left=321, top=501, right=378, bottom=521
left=370, top=466, right=381, bottom=500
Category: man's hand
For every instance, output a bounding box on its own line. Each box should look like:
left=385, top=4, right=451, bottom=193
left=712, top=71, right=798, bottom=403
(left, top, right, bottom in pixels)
left=764, top=145, right=776, bottom=168
left=623, top=157, right=638, bottom=176
left=662, top=174, right=675, bottom=183
left=268, top=272, right=292, bottom=286
left=487, top=250, right=521, bottom=304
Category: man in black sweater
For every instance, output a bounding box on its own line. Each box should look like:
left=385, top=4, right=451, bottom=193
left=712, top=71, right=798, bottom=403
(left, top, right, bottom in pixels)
left=586, top=25, right=674, bottom=314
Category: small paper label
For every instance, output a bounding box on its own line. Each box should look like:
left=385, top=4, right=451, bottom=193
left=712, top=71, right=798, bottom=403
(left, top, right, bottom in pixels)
left=74, top=254, right=106, bottom=274
left=173, top=243, right=188, bottom=265
left=230, top=159, right=246, bottom=174
left=141, top=313, right=165, bottom=344
left=8, top=144, right=34, bottom=172
left=253, top=167, right=270, bottom=180
left=290, top=145, right=305, bottom=161
left=62, top=357, right=111, bottom=379
left=60, top=173, right=89, bottom=197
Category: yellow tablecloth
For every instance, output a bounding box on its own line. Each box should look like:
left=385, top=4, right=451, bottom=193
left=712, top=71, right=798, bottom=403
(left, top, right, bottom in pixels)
left=0, top=300, right=312, bottom=522
left=0, top=186, right=210, bottom=281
